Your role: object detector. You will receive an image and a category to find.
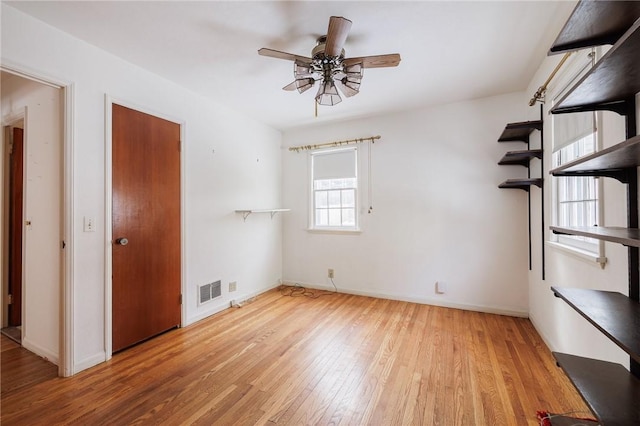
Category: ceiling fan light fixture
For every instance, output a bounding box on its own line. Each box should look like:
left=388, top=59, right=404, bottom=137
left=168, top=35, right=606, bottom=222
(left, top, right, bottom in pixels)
left=316, top=79, right=342, bottom=106
left=344, top=62, right=364, bottom=77
left=337, top=76, right=361, bottom=97
left=295, top=78, right=315, bottom=94
left=259, top=16, right=400, bottom=107
left=336, top=80, right=358, bottom=98
left=294, top=61, right=313, bottom=78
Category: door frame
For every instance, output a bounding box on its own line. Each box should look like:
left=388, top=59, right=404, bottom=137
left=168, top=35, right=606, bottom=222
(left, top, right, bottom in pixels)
left=104, top=95, right=186, bottom=359
left=0, top=63, right=75, bottom=377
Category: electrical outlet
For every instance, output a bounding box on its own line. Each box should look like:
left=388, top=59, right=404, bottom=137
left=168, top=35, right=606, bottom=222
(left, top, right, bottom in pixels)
left=328, top=268, right=334, bottom=279
left=229, top=281, right=237, bottom=292
left=435, top=281, right=446, bottom=294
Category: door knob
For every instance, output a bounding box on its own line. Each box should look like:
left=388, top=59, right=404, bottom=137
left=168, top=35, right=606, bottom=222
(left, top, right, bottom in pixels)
left=115, top=237, right=129, bottom=246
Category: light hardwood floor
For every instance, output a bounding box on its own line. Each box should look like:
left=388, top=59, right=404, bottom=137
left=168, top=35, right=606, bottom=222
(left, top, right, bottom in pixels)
left=1, top=288, right=588, bottom=425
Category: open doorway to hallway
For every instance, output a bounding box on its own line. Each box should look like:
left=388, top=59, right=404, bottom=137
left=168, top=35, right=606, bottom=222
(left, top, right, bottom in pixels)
left=2, top=122, right=24, bottom=344
left=1, top=71, right=63, bottom=366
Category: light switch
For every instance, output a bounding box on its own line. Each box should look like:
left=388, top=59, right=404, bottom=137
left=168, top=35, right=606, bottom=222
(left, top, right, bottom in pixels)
left=84, top=216, right=95, bottom=232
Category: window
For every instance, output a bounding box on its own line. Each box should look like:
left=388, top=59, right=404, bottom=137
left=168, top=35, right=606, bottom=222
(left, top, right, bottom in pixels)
left=310, top=147, right=358, bottom=230
left=553, top=131, right=600, bottom=253
left=549, top=49, right=605, bottom=263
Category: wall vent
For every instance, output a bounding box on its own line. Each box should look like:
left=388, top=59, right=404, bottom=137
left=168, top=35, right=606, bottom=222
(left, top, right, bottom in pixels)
left=198, top=280, right=221, bottom=305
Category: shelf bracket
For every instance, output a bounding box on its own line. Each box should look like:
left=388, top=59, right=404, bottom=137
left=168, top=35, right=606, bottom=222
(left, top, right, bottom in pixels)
left=554, top=169, right=632, bottom=183
left=236, top=209, right=290, bottom=222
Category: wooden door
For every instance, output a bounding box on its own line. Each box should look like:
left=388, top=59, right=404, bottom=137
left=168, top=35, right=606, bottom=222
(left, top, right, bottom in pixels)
left=8, top=127, right=24, bottom=327
left=112, top=104, right=181, bottom=352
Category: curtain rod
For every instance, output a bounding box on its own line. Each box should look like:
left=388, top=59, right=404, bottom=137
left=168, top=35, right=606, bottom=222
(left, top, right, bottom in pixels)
left=288, top=135, right=381, bottom=152
left=529, top=52, right=572, bottom=106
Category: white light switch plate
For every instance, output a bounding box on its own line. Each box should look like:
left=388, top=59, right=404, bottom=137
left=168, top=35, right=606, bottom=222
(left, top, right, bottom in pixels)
left=84, top=216, right=95, bottom=232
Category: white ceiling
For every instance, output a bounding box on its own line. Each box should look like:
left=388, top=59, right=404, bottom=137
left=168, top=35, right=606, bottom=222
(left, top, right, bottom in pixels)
left=5, top=1, right=576, bottom=130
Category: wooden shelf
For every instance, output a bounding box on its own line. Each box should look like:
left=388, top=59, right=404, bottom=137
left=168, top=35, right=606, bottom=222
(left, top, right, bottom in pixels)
left=551, top=225, right=640, bottom=248
left=498, top=178, right=542, bottom=191
left=235, top=209, right=290, bottom=221
left=497, top=120, right=543, bottom=143
left=551, top=287, right=640, bottom=363
left=551, top=20, right=640, bottom=115
left=553, top=352, right=640, bottom=425
left=550, top=135, right=640, bottom=183
left=549, top=1, right=640, bottom=418
left=549, top=1, right=640, bottom=54
left=498, top=149, right=543, bottom=166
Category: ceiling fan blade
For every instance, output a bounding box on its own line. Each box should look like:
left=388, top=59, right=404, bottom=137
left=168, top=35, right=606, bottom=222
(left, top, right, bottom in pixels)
left=344, top=54, right=401, bottom=68
left=324, top=16, right=352, bottom=57
left=258, top=48, right=312, bottom=64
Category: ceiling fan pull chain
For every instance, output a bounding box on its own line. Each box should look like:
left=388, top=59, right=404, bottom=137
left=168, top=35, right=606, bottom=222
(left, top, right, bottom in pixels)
left=368, top=140, right=373, bottom=214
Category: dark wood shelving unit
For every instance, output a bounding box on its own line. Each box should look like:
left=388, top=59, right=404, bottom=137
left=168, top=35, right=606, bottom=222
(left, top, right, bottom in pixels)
left=551, top=20, right=640, bottom=116
left=551, top=226, right=640, bottom=248
left=547, top=1, right=640, bottom=424
left=551, top=287, right=640, bottom=363
left=549, top=1, right=640, bottom=54
left=498, top=149, right=543, bottom=166
left=553, top=353, right=640, bottom=426
left=497, top=118, right=544, bottom=278
left=498, top=178, right=542, bottom=191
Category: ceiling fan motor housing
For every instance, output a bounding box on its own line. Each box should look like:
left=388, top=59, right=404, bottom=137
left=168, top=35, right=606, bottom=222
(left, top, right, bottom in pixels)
left=312, top=35, right=345, bottom=60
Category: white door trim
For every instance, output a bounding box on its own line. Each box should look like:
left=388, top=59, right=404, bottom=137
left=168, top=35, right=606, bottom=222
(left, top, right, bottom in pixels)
left=0, top=63, right=75, bottom=377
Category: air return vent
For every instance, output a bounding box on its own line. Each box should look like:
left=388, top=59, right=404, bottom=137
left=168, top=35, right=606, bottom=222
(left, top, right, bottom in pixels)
left=198, top=280, right=221, bottom=305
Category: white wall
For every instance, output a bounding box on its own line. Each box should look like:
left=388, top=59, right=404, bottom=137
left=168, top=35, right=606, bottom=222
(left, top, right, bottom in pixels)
left=2, top=4, right=283, bottom=374
left=526, top=51, right=635, bottom=367
left=1, top=75, right=62, bottom=363
left=282, top=92, right=532, bottom=315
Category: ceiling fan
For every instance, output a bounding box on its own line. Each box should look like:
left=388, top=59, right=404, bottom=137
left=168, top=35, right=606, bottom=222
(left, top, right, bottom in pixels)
left=258, top=16, right=401, bottom=106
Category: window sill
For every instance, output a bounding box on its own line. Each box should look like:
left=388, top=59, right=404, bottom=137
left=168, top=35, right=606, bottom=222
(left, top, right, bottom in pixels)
left=307, top=228, right=362, bottom=235
left=546, top=241, right=607, bottom=269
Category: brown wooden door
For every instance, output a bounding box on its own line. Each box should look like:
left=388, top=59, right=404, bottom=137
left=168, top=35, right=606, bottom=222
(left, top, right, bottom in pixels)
left=8, top=127, right=24, bottom=327
left=112, top=104, right=181, bottom=352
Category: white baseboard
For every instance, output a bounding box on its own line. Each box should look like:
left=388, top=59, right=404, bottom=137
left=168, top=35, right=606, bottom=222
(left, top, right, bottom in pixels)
left=281, top=279, right=529, bottom=318
left=22, top=336, right=59, bottom=366
left=186, top=299, right=232, bottom=326
left=185, top=282, right=282, bottom=326
left=528, top=312, right=556, bottom=352
left=74, top=352, right=107, bottom=374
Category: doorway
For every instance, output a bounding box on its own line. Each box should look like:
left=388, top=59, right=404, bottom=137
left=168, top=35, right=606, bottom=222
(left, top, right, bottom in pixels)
left=1, top=70, right=65, bottom=372
left=111, top=104, right=182, bottom=353
left=7, top=127, right=24, bottom=328
left=1, top=125, right=24, bottom=344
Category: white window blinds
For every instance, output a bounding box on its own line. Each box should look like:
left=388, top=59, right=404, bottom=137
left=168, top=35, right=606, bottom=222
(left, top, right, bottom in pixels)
left=312, top=148, right=357, bottom=179
left=551, top=50, right=596, bottom=153
left=552, top=110, right=596, bottom=153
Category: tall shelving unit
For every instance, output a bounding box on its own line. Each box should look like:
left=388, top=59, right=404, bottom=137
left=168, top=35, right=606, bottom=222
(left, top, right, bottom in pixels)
left=547, top=2, right=640, bottom=424
left=497, top=119, right=544, bottom=277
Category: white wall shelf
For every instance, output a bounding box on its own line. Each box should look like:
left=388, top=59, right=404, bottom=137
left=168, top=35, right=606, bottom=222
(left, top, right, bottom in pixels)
left=235, top=209, right=290, bottom=222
